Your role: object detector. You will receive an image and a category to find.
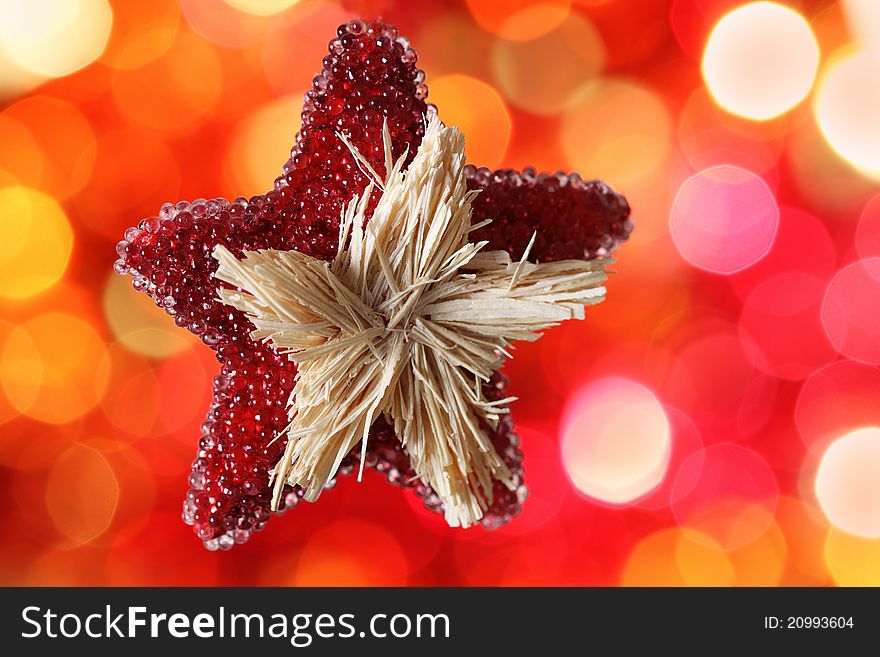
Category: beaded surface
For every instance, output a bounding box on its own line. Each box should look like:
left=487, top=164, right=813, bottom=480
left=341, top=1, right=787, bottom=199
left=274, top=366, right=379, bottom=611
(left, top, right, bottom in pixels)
left=115, top=19, right=631, bottom=549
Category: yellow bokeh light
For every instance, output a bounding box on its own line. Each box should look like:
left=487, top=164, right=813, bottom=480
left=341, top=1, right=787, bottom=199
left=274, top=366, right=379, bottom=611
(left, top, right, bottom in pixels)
left=702, top=2, right=819, bottom=120
left=622, top=522, right=786, bottom=586
left=775, top=496, right=831, bottom=585
left=674, top=531, right=737, bottom=586
left=824, top=527, right=880, bottom=586
left=490, top=12, right=605, bottom=115
left=223, top=94, right=304, bottom=198
left=0, top=312, right=110, bottom=424
left=466, top=0, right=572, bottom=42
left=621, top=528, right=735, bottom=586
left=0, top=186, right=73, bottom=300
left=45, top=443, right=118, bottom=546
left=561, top=78, right=672, bottom=190
left=0, top=0, right=113, bottom=78
left=724, top=520, right=787, bottom=586
left=223, top=0, right=300, bottom=16
left=815, top=426, right=880, bottom=538
left=814, top=47, right=880, bottom=181
left=430, top=74, right=512, bottom=169
left=103, top=272, right=195, bottom=359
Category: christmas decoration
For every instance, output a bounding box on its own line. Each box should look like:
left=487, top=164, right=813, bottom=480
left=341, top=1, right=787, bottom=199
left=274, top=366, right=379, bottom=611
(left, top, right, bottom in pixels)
left=115, top=19, right=631, bottom=550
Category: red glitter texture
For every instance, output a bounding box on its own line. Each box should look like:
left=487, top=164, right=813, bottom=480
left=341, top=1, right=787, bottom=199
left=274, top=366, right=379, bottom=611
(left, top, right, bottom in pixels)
left=115, top=19, right=631, bottom=550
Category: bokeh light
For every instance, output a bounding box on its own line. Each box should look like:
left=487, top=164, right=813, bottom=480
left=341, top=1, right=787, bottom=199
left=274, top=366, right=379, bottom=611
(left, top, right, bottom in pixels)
left=431, top=74, right=511, bottom=168
left=787, top=104, right=879, bottom=215
left=632, top=408, right=704, bottom=511
left=671, top=444, right=778, bottom=550
left=561, top=377, right=671, bottom=505
left=465, top=0, right=572, bottom=42
left=729, top=208, right=837, bottom=299
left=45, top=443, right=118, bottom=546
left=561, top=78, right=672, bottom=190
left=775, top=496, right=830, bottom=585
left=0, top=0, right=113, bottom=78
left=0, top=186, right=73, bottom=300
left=110, top=19, right=180, bottom=71
left=224, top=0, right=301, bottom=16
left=664, top=325, right=778, bottom=441
left=669, top=165, right=778, bottom=274
left=814, top=47, right=880, bottom=181
left=0, top=312, right=109, bottom=424
left=490, top=12, right=604, bottom=115
left=182, top=0, right=270, bottom=48
left=824, top=527, right=880, bottom=586
left=739, top=272, right=837, bottom=380
left=815, top=427, right=880, bottom=538
left=621, top=527, right=735, bottom=586
left=101, top=0, right=180, bottom=68
left=702, top=2, right=819, bottom=120
left=842, top=0, right=880, bottom=46
left=797, top=360, right=880, bottom=457
left=103, top=273, right=194, bottom=359
left=821, top=258, right=880, bottom=364
left=223, top=94, right=304, bottom=197
left=670, top=0, right=743, bottom=59
left=621, top=520, right=787, bottom=586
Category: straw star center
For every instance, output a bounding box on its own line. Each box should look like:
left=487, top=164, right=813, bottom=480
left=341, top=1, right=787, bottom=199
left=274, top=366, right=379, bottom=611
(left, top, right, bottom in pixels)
left=213, top=116, right=608, bottom=528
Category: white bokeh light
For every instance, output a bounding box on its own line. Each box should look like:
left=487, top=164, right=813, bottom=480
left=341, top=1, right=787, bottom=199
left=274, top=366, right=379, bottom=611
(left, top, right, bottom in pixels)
left=0, top=0, right=113, bottom=78
left=702, top=2, right=819, bottom=120
left=561, top=377, right=671, bottom=505
left=815, top=427, right=880, bottom=538
left=814, top=47, right=880, bottom=181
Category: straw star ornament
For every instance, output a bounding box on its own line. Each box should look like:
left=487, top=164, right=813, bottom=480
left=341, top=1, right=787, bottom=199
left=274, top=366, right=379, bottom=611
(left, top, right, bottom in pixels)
left=115, top=19, right=631, bottom=549
left=213, top=117, right=607, bottom=528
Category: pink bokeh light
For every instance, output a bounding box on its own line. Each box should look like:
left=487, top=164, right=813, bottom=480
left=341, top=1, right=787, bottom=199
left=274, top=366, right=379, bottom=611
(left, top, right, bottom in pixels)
left=739, top=272, right=837, bottom=380
left=796, top=360, right=880, bottom=455
left=822, top=258, right=880, bottom=364
left=669, top=165, right=779, bottom=274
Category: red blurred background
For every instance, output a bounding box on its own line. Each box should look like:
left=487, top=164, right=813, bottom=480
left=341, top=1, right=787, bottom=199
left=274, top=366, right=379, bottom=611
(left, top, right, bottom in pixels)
left=1, top=0, right=880, bottom=586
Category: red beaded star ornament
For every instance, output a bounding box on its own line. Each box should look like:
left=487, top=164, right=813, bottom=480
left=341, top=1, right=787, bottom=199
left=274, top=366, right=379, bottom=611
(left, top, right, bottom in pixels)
left=115, top=19, right=632, bottom=550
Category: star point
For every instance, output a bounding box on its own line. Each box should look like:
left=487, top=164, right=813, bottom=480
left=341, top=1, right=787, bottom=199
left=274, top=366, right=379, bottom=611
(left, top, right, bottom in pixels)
left=214, top=115, right=608, bottom=528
